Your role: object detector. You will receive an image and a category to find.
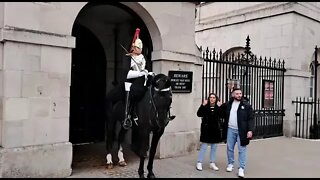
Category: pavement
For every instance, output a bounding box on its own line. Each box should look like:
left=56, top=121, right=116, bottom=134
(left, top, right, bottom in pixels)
left=69, top=136, right=320, bottom=178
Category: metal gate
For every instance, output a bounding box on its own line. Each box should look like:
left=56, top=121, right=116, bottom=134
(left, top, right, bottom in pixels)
left=292, top=97, right=320, bottom=139
left=201, top=36, right=286, bottom=139
left=292, top=46, right=320, bottom=139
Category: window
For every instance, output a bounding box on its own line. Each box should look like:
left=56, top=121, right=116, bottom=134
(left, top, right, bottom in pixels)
left=225, top=47, right=253, bottom=100
left=310, top=64, right=314, bottom=98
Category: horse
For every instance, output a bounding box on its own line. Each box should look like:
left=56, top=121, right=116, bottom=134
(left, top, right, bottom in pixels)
left=133, top=73, right=173, bottom=178
left=104, top=73, right=174, bottom=178
left=105, top=74, right=147, bottom=168
left=105, top=82, right=129, bottom=169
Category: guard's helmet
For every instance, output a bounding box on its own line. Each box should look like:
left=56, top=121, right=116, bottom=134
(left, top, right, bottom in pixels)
left=134, top=38, right=143, bottom=49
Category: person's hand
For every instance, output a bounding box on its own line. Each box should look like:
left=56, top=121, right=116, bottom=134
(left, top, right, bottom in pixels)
left=202, top=100, right=208, bottom=106
left=126, top=52, right=139, bottom=57
left=247, top=131, right=253, bottom=139
left=126, top=52, right=135, bottom=56
left=217, top=101, right=222, bottom=107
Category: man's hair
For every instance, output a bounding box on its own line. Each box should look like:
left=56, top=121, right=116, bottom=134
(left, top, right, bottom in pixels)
left=232, top=87, right=242, bottom=93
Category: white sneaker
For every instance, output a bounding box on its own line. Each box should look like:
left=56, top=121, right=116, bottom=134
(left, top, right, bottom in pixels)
left=238, top=168, right=245, bottom=178
left=209, top=162, right=219, bottom=171
left=196, top=162, right=203, bottom=171
left=226, top=164, right=234, bottom=172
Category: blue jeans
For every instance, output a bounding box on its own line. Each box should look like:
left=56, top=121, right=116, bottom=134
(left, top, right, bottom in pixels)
left=197, top=142, right=217, bottom=163
left=227, top=127, right=247, bottom=169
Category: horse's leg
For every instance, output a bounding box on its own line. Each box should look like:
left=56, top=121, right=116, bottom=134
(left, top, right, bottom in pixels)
left=106, top=102, right=122, bottom=169
left=147, top=128, right=165, bottom=178
left=138, top=129, right=150, bottom=178
left=118, top=144, right=127, bottom=166
left=106, top=127, right=114, bottom=169
left=138, top=155, right=146, bottom=178
left=105, top=102, right=115, bottom=169
left=106, top=153, right=113, bottom=169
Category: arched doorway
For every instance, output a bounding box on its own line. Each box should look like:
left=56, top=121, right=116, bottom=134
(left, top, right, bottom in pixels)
left=70, top=23, right=106, bottom=144
left=69, top=2, right=153, bottom=169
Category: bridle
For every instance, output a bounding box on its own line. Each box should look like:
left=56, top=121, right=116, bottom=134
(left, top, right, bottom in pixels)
left=149, top=76, right=172, bottom=128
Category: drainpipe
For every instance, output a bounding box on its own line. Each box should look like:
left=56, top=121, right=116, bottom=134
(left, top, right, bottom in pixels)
left=313, top=46, right=319, bottom=138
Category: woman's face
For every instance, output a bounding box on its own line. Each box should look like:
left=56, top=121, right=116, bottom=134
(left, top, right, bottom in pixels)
left=209, top=95, right=216, bottom=104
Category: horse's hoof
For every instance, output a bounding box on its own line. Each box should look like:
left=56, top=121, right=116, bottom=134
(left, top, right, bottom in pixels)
left=139, top=174, right=145, bottom=178
left=106, top=163, right=114, bottom=169
left=147, top=173, right=156, bottom=178
left=118, top=161, right=127, bottom=166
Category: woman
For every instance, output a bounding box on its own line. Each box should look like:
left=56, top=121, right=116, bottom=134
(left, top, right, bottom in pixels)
left=196, top=93, right=223, bottom=171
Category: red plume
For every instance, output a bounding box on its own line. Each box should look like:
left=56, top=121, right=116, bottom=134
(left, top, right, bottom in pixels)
left=131, top=28, right=140, bottom=46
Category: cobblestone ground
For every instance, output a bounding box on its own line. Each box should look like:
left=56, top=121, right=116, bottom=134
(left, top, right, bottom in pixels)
left=69, top=137, right=320, bottom=178
left=69, top=142, right=222, bottom=178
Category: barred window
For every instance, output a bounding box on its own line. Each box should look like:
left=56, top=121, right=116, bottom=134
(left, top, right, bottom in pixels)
left=310, top=64, right=314, bottom=99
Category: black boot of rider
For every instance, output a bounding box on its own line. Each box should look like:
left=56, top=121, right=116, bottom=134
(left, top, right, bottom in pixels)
left=168, top=110, right=176, bottom=121
left=123, top=92, right=132, bottom=130
left=169, top=115, right=176, bottom=121
left=130, top=102, right=139, bottom=123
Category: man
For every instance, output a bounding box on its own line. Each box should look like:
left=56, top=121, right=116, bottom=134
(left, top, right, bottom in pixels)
left=123, top=28, right=149, bottom=129
left=123, top=28, right=175, bottom=129
left=220, top=88, right=254, bottom=178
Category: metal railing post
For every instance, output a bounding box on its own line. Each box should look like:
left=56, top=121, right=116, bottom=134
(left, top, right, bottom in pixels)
left=313, top=46, right=319, bottom=138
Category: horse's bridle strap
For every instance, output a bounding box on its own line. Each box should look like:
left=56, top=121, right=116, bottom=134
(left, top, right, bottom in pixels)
left=154, top=87, right=171, bottom=92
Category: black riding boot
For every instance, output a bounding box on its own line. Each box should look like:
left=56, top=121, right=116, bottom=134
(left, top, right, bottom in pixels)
left=130, top=102, right=139, bottom=126
left=123, top=91, right=132, bottom=130
left=168, top=109, right=176, bottom=121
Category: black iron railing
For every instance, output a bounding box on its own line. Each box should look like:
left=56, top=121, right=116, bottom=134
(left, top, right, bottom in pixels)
left=292, top=97, right=320, bottom=139
left=200, top=36, right=286, bottom=139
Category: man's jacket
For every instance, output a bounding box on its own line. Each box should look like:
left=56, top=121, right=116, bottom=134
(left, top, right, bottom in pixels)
left=220, top=98, right=254, bottom=146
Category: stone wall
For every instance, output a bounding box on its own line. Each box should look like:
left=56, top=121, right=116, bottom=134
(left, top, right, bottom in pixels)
left=195, top=2, right=320, bottom=138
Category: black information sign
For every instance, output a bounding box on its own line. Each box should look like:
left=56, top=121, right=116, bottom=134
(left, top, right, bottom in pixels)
left=168, top=71, right=193, bottom=93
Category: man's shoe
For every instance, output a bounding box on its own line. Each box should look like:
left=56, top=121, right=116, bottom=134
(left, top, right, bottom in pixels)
left=196, top=162, right=202, bottom=171
left=226, top=164, right=234, bottom=172
left=209, top=162, right=219, bottom=171
left=238, top=168, right=244, bottom=178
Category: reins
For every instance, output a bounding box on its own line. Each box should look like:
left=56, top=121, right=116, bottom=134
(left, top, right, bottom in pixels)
left=149, top=77, right=171, bottom=129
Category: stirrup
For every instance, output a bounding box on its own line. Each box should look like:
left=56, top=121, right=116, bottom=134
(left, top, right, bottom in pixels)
left=123, top=117, right=132, bottom=130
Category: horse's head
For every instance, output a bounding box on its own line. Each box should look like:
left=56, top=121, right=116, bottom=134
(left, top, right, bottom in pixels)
left=150, top=74, right=173, bottom=128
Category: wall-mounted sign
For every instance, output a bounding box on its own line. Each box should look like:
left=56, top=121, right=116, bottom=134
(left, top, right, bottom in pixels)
left=262, top=80, right=274, bottom=108
left=168, top=71, right=193, bottom=93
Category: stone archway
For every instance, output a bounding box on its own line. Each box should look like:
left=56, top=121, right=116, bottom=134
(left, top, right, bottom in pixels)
left=68, top=1, right=163, bottom=171
left=69, top=2, right=159, bottom=144
left=65, top=2, right=162, bottom=53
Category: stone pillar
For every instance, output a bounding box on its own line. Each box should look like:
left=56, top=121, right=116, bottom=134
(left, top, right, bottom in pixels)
left=151, top=51, right=203, bottom=159
left=0, top=27, right=75, bottom=177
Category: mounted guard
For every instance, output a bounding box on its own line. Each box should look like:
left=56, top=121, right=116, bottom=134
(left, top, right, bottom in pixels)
left=122, top=28, right=175, bottom=130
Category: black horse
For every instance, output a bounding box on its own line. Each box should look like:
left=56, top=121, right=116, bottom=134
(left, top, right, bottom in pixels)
left=134, top=73, right=173, bottom=178
left=105, top=91, right=128, bottom=169
left=105, top=73, right=174, bottom=177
